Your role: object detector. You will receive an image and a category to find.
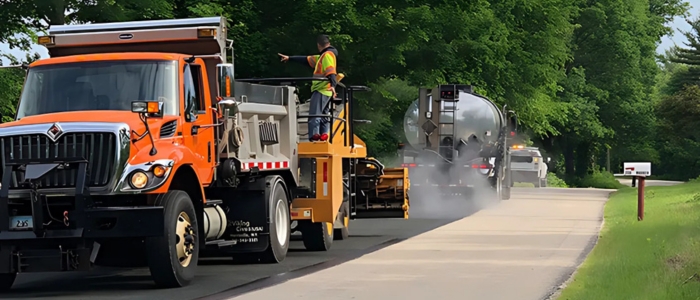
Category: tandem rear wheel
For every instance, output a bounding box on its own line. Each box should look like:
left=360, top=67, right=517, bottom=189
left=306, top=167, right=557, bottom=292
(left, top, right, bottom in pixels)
left=231, top=176, right=291, bottom=264
left=146, top=190, right=199, bottom=288
left=258, top=176, right=291, bottom=263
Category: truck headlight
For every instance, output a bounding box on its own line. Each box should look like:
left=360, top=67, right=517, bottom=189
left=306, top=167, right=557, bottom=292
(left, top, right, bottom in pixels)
left=130, top=171, right=149, bottom=189
left=152, top=165, right=168, bottom=178
left=119, top=159, right=174, bottom=192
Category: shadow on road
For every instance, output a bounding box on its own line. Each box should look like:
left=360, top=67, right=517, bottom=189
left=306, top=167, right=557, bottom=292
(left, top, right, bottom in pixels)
left=4, top=193, right=485, bottom=300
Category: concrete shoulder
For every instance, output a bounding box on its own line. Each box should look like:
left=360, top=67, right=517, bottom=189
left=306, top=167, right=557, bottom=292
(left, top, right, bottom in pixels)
left=231, top=188, right=613, bottom=300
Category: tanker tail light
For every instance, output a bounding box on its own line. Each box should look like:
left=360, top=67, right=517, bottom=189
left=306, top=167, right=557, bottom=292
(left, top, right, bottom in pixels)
left=469, top=164, right=491, bottom=169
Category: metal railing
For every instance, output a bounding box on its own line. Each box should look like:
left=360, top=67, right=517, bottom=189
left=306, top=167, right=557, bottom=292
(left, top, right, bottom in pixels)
left=236, top=76, right=370, bottom=147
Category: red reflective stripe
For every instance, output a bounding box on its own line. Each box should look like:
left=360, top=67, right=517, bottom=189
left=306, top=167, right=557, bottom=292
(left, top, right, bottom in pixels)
left=323, top=162, right=328, bottom=182
left=240, top=161, right=291, bottom=170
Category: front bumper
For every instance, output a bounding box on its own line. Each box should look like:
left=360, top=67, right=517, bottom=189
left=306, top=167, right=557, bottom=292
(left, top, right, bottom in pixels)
left=0, top=159, right=164, bottom=274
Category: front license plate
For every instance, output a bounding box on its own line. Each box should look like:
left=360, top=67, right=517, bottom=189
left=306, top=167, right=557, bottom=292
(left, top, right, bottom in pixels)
left=9, top=216, right=34, bottom=230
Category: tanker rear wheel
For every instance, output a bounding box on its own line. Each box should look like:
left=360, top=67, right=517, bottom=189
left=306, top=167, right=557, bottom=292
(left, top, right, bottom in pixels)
left=501, top=171, right=512, bottom=200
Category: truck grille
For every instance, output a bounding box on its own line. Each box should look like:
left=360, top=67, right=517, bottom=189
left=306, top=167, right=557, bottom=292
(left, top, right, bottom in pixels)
left=0, top=132, right=117, bottom=189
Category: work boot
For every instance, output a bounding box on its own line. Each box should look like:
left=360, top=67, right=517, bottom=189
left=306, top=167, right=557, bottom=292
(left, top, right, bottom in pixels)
left=320, top=133, right=329, bottom=141
left=311, top=134, right=321, bottom=141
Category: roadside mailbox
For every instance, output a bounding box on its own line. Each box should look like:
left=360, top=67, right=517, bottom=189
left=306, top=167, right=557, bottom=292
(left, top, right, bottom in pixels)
left=615, top=162, right=651, bottom=221
left=623, top=162, right=651, bottom=177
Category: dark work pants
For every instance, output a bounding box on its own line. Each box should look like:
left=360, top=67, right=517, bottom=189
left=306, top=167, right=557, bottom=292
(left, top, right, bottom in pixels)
left=308, top=91, right=331, bottom=141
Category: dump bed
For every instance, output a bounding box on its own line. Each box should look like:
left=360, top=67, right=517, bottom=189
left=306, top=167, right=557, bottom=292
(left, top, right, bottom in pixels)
left=41, top=17, right=227, bottom=59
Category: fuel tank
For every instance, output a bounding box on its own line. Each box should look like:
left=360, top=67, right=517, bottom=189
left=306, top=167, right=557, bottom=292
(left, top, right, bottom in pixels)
left=403, top=91, right=504, bottom=149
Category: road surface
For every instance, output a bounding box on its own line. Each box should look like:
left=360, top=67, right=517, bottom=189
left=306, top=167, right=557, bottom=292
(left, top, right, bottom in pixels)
left=2, top=188, right=613, bottom=300
left=225, top=188, right=614, bottom=300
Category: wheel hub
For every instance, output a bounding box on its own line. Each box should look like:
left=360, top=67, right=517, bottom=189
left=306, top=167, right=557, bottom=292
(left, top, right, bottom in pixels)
left=176, top=212, right=195, bottom=267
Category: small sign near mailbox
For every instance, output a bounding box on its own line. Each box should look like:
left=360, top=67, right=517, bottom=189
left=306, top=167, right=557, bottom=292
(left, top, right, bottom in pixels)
left=623, top=162, right=651, bottom=177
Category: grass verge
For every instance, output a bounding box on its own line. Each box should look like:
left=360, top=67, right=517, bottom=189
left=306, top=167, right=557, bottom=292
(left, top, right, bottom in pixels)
left=557, top=182, right=700, bottom=300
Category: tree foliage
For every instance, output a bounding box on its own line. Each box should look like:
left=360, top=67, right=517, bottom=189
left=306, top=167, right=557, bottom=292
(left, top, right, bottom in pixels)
left=0, top=0, right=693, bottom=182
left=655, top=85, right=700, bottom=180
left=654, top=16, right=700, bottom=180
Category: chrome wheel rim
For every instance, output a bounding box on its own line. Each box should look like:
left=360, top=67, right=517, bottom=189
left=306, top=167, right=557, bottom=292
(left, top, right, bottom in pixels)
left=176, top=212, right=195, bottom=267
left=275, top=200, right=289, bottom=246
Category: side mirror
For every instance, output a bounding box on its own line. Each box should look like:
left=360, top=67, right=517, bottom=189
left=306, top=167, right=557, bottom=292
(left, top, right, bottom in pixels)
left=218, top=99, right=239, bottom=118
left=216, top=63, right=235, bottom=99
left=131, top=101, right=164, bottom=117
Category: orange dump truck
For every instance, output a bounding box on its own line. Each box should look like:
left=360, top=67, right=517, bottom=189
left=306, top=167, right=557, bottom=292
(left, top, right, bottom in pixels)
left=0, top=17, right=409, bottom=290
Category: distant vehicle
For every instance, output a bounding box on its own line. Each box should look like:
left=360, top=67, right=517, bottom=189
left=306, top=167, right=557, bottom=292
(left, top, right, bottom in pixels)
left=509, top=145, right=549, bottom=187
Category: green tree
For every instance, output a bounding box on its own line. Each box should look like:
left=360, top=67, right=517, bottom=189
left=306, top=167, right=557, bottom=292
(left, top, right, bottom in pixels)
left=668, top=17, right=700, bottom=94
left=556, top=0, right=687, bottom=181
left=656, top=85, right=700, bottom=180
left=0, top=53, right=39, bottom=123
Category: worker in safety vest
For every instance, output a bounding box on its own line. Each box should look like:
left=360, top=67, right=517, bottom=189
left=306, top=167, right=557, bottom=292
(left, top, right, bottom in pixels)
left=278, top=34, right=338, bottom=141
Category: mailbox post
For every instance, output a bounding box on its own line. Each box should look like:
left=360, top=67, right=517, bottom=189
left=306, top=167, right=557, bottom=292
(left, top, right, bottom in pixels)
left=614, top=162, right=651, bottom=221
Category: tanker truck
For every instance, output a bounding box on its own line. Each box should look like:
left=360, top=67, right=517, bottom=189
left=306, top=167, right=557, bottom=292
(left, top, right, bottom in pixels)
left=399, top=84, right=517, bottom=200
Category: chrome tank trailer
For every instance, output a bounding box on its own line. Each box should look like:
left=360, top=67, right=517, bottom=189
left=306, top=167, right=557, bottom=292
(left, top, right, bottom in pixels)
left=403, top=91, right=505, bottom=151
left=399, top=84, right=517, bottom=201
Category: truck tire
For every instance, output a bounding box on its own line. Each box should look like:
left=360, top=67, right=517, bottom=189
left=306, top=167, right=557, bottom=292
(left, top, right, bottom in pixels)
left=334, top=184, right=350, bottom=240
left=300, top=220, right=333, bottom=251
left=501, top=156, right=512, bottom=200
left=146, top=190, right=199, bottom=288
left=0, top=273, right=16, bottom=291
left=334, top=202, right=350, bottom=240
left=258, top=177, right=291, bottom=263
left=501, top=184, right=511, bottom=200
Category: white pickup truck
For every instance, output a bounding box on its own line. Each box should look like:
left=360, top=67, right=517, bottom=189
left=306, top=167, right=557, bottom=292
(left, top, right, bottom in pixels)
left=510, top=146, right=549, bottom=188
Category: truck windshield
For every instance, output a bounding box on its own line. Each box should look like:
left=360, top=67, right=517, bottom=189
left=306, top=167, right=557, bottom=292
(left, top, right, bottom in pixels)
left=16, top=60, right=178, bottom=119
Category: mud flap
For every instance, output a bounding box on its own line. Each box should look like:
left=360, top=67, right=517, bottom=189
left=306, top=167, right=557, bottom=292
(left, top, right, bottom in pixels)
left=219, top=187, right=271, bottom=253
left=353, top=160, right=409, bottom=219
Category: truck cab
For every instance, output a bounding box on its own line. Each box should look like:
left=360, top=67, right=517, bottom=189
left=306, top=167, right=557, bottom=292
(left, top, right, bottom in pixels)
left=0, top=17, right=409, bottom=292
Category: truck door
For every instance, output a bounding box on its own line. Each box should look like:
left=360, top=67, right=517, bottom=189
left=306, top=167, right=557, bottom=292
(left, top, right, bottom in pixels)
left=182, top=63, right=216, bottom=184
